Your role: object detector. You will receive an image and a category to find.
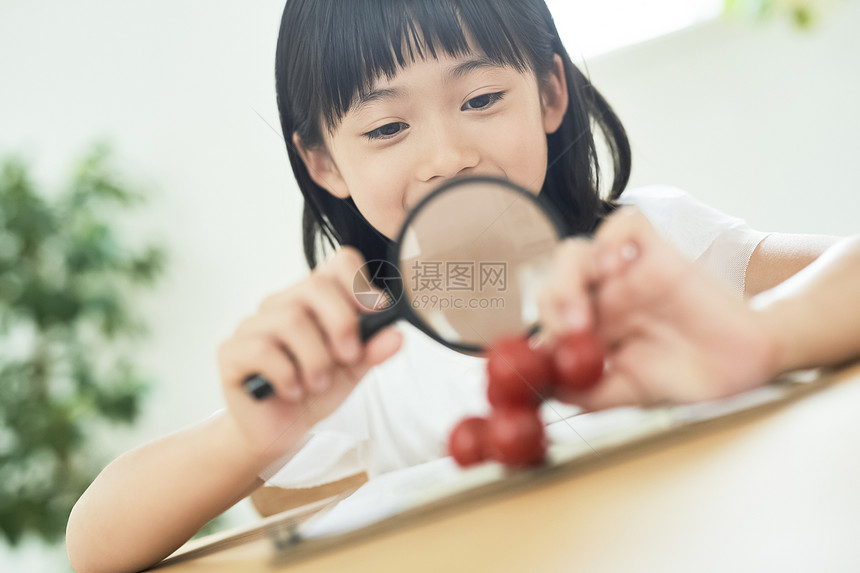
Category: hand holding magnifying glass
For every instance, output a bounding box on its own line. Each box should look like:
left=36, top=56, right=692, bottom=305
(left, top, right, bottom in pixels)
left=243, top=176, right=566, bottom=400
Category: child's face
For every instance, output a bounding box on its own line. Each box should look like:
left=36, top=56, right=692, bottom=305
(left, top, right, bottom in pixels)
left=297, top=49, right=568, bottom=240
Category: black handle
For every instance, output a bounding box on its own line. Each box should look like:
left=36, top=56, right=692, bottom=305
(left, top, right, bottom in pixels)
left=358, top=303, right=400, bottom=342
left=242, top=374, right=275, bottom=400
left=242, top=303, right=402, bottom=401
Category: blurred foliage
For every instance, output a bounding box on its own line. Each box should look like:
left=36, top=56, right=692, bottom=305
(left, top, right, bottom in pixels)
left=724, top=0, right=836, bottom=29
left=0, top=144, right=166, bottom=547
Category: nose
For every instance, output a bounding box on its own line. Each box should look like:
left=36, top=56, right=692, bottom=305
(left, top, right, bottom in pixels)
left=415, top=121, right=480, bottom=183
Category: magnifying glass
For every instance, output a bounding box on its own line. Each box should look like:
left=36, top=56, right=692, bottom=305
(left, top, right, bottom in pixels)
left=244, top=175, right=566, bottom=399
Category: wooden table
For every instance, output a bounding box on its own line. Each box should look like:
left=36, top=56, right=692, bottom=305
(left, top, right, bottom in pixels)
left=153, top=362, right=860, bottom=573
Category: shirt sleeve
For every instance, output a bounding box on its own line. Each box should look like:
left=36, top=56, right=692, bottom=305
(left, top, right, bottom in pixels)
left=617, top=186, right=769, bottom=297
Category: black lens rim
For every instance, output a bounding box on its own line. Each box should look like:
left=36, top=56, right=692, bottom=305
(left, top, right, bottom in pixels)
left=391, top=175, right=567, bottom=354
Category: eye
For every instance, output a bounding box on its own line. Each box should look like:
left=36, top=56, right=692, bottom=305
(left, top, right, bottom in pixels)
left=364, top=122, right=408, bottom=140
left=462, top=91, right=505, bottom=111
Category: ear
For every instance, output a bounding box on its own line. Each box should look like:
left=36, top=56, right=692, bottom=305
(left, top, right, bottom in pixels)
left=292, top=133, right=350, bottom=199
left=541, top=53, right=569, bottom=135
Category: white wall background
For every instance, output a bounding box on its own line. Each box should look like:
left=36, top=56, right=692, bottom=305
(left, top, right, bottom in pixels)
left=1, top=0, right=858, bottom=570
left=587, top=5, right=860, bottom=237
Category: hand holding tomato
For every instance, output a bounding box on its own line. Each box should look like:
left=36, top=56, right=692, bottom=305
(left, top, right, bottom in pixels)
left=537, top=208, right=778, bottom=411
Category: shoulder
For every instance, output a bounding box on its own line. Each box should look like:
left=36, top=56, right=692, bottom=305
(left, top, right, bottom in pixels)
left=617, top=186, right=841, bottom=297
left=617, top=185, right=772, bottom=296
left=745, top=232, right=840, bottom=296
left=616, top=185, right=754, bottom=261
left=617, top=185, right=741, bottom=229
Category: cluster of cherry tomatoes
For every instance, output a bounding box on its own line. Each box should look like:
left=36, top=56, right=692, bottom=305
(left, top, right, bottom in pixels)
left=448, top=332, right=605, bottom=469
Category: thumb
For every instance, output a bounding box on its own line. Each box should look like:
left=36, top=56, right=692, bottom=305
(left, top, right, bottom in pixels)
left=357, top=326, right=403, bottom=369
left=539, top=236, right=599, bottom=340
left=304, top=326, right=403, bottom=427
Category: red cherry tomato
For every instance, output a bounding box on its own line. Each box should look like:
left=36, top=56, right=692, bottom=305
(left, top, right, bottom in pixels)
left=551, top=331, right=605, bottom=397
left=486, top=336, right=553, bottom=408
left=486, top=407, right=546, bottom=468
left=448, top=417, right=489, bottom=468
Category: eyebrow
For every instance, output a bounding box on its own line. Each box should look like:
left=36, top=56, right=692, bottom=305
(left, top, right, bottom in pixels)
left=447, top=56, right=500, bottom=81
left=352, top=56, right=503, bottom=113
left=355, top=87, right=403, bottom=111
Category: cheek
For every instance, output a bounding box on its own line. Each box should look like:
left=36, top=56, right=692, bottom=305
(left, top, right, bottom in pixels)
left=352, top=197, right=402, bottom=240
left=497, top=111, right=549, bottom=191
left=339, top=159, right=407, bottom=240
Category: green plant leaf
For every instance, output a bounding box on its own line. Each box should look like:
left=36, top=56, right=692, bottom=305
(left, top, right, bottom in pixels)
left=0, top=143, right=166, bottom=547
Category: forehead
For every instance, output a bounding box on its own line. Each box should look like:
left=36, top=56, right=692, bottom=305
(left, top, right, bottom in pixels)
left=339, top=52, right=522, bottom=125
left=359, top=49, right=508, bottom=95
left=314, top=6, right=531, bottom=130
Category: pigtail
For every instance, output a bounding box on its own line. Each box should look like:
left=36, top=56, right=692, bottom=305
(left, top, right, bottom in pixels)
left=578, top=71, right=632, bottom=202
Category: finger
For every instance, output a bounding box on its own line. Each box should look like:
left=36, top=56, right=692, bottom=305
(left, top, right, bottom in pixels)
left=291, top=276, right=363, bottom=365
left=595, top=207, right=655, bottom=246
left=610, top=340, right=721, bottom=404
left=538, top=237, right=599, bottom=339
left=258, top=246, right=374, bottom=314
left=553, top=364, right=649, bottom=411
left=296, top=326, right=405, bottom=429
left=311, top=326, right=403, bottom=406
left=353, top=325, right=403, bottom=370
left=596, top=306, right=651, bottom=351
left=594, top=240, right=641, bottom=279
left=322, top=246, right=384, bottom=310
left=332, top=325, right=404, bottom=383
left=593, top=208, right=653, bottom=278
left=218, top=335, right=303, bottom=402
left=258, top=248, right=385, bottom=360
left=310, top=249, right=390, bottom=360
left=595, top=220, right=691, bottom=338
left=257, top=306, right=336, bottom=394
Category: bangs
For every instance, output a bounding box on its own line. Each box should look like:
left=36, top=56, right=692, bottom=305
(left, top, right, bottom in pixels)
left=304, top=0, right=541, bottom=130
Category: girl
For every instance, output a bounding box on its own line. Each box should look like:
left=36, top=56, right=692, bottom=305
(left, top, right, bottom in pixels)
left=66, top=1, right=846, bottom=571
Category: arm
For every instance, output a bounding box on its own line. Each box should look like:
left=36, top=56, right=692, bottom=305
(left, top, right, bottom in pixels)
left=744, top=232, right=840, bottom=297
left=752, top=234, right=860, bottom=373
left=251, top=472, right=369, bottom=517
left=66, top=412, right=288, bottom=573
left=66, top=248, right=403, bottom=573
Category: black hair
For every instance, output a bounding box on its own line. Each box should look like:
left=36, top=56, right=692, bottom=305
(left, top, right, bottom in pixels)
left=275, top=0, right=631, bottom=276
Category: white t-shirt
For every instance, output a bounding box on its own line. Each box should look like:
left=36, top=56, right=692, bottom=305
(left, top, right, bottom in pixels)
left=261, top=186, right=769, bottom=489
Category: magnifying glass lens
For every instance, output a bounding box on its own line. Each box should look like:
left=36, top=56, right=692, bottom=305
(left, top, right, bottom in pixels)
left=399, top=178, right=559, bottom=350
